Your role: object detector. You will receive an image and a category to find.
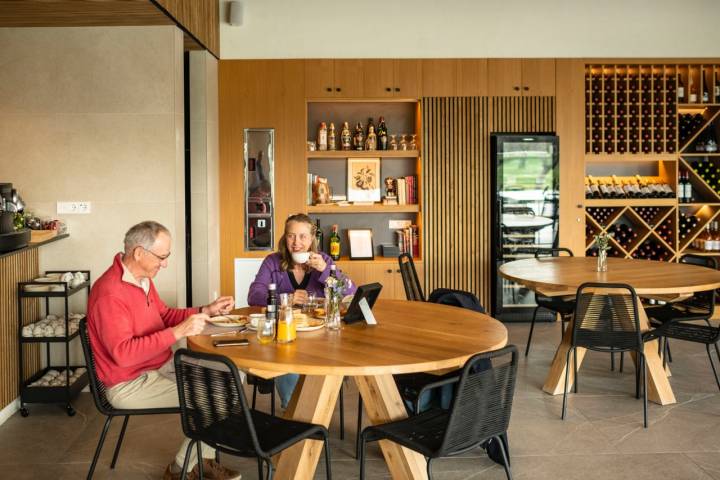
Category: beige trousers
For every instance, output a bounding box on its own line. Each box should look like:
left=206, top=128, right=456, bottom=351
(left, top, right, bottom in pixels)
left=106, top=361, right=215, bottom=470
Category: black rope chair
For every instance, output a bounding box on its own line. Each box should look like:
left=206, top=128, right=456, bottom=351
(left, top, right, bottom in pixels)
left=173, top=348, right=332, bottom=480
left=359, top=345, right=518, bottom=480
left=526, top=248, right=576, bottom=356
left=79, top=320, right=180, bottom=479
left=399, top=253, right=425, bottom=301
left=561, top=283, right=654, bottom=428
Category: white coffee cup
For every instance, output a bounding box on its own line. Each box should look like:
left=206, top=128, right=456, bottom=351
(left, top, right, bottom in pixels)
left=291, top=251, right=310, bottom=264
left=249, top=313, right=265, bottom=328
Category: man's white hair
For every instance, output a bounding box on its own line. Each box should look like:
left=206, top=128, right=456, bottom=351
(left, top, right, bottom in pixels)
left=123, top=221, right=170, bottom=254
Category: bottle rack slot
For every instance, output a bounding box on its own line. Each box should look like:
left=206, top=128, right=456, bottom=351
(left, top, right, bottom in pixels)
left=654, top=213, right=677, bottom=252
left=631, top=206, right=673, bottom=228
left=678, top=206, right=720, bottom=251
left=586, top=206, right=623, bottom=228
left=585, top=220, right=602, bottom=249
left=631, top=236, right=673, bottom=261
left=680, top=157, right=720, bottom=203
left=678, top=107, right=720, bottom=153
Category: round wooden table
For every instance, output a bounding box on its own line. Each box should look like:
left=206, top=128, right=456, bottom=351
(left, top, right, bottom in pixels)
left=501, top=214, right=553, bottom=231
left=189, top=299, right=507, bottom=480
left=499, top=256, right=720, bottom=405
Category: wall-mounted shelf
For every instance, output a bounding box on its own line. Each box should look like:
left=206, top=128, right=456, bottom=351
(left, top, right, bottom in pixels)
left=306, top=150, right=419, bottom=159
left=307, top=204, right=420, bottom=214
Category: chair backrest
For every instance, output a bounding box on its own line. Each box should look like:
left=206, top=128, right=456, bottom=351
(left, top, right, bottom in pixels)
left=398, top=253, right=425, bottom=302
left=572, top=283, right=642, bottom=351
left=79, top=319, right=114, bottom=415
left=173, top=349, right=266, bottom=456
left=428, top=288, right=486, bottom=314
left=503, top=206, right=535, bottom=216
left=439, top=345, right=518, bottom=456
left=535, top=247, right=574, bottom=258
left=679, top=254, right=718, bottom=316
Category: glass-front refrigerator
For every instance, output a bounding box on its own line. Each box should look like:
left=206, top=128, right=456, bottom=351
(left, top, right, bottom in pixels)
left=490, top=133, right=559, bottom=321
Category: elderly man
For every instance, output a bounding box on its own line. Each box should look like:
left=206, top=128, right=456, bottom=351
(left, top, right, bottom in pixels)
left=87, top=221, right=240, bottom=480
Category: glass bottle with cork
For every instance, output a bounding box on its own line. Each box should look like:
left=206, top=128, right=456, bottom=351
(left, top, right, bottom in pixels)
left=259, top=283, right=278, bottom=344
left=315, top=219, right=324, bottom=252
left=329, top=224, right=341, bottom=260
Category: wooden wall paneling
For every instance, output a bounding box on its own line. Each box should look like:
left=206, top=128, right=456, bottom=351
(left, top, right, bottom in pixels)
left=457, top=59, right=488, bottom=96
left=0, top=249, right=40, bottom=411
left=522, top=59, right=556, bottom=96
left=487, top=59, right=522, bottom=96
left=362, top=59, right=395, bottom=98
left=421, top=59, right=457, bottom=97
left=333, top=59, right=364, bottom=97
left=219, top=60, right=306, bottom=296
left=557, top=60, right=593, bottom=256
left=394, top=59, right=422, bottom=98
left=305, top=59, right=335, bottom=98
left=152, top=0, right=219, bottom=56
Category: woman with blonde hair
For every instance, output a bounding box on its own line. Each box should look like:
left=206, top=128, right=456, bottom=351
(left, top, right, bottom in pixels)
left=247, top=213, right=356, bottom=406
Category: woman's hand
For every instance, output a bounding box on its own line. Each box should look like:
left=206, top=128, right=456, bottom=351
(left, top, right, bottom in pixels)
left=293, top=289, right=309, bottom=305
left=306, top=252, right=327, bottom=273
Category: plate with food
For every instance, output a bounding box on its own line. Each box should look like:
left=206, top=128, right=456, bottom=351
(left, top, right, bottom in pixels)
left=207, top=314, right=248, bottom=328
left=294, top=314, right=325, bottom=332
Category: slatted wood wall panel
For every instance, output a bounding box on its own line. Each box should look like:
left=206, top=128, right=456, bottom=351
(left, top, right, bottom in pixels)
left=0, top=250, right=41, bottom=411
left=422, top=96, right=555, bottom=310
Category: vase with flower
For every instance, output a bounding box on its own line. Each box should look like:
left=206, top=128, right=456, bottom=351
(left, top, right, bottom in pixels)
left=594, top=232, right=612, bottom=272
left=324, top=265, right=351, bottom=330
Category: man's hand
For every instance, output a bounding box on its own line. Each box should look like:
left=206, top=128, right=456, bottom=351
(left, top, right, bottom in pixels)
left=201, top=296, right=235, bottom=316
left=172, top=313, right=209, bottom=340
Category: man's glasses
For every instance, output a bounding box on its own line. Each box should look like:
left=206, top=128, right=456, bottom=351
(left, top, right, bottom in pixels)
left=143, top=247, right=171, bottom=262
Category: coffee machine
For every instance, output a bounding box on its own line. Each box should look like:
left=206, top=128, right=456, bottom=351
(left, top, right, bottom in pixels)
left=0, top=182, right=30, bottom=252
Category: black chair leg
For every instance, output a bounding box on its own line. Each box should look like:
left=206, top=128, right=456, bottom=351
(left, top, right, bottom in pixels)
left=573, top=348, right=578, bottom=394
left=267, top=460, right=274, bottom=480
left=525, top=306, right=541, bottom=356
left=359, top=431, right=368, bottom=480
left=323, top=434, right=333, bottom=480
left=561, top=347, right=572, bottom=420
left=110, top=415, right=129, bottom=469
left=196, top=441, right=204, bottom=479
left=87, top=416, right=113, bottom=480
left=611, top=349, right=615, bottom=371
left=339, top=382, right=345, bottom=440
left=496, top=435, right=514, bottom=480
left=707, top=344, right=720, bottom=391
left=426, top=457, right=434, bottom=480
left=179, top=440, right=195, bottom=480
left=619, top=351, right=624, bottom=373
left=666, top=339, right=673, bottom=363
left=257, top=458, right=264, bottom=480
left=641, top=354, right=648, bottom=428
left=252, top=384, right=258, bottom=409
left=271, top=381, right=276, bottom=417
left=635, top=352, right=641, bottom=400
left=356, top=394, right=363, bottom=459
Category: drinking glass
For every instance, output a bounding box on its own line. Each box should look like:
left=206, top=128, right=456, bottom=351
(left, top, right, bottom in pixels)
left=409, top=134, right=417, bottom=150
left=303, top=293, right=317, bottom=314
left=256, top=314, right=275, bottom=344
left=399, top=134, right=408, bottom=151
left=389, top=134, right=398, bottom=150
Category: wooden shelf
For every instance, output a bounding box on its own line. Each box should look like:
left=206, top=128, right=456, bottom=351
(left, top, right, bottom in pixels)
left=585, top=198, right=677, bottom=207
left=306, top=150, right=419, bottom=159
left=678, top=103, right=720, bottom=108
left=585, top=154, right=677, bottom=163
left=307, top=204, right=420, bottom=213
left=679, top=153, right=720, bottom=157
left=679, top=248, right=720, bottom=256
left=306, top=98, right=419, bottom=103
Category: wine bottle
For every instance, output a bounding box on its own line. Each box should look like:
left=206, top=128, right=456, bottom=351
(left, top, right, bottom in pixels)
left=315, top=219, right=324, bottom=252
left=715, top=72, right=720, bottom=101
left=328, top=122, right=337, bottom=151
left=267, top=283, right=279, bottom=326
left=329, top=224, right=341, bottom=260
left=677, top=75, right=686, bottom=102
left=317, top=122, right=328, bottom=151
left=690, top=79, right=698, bottom=103
left=703, top=69, right=710, bottom=103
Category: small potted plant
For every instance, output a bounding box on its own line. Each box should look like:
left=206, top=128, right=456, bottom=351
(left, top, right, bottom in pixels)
left=324, top=270, right=352, bottom=330
left=594, top=231, right=612, bottom=272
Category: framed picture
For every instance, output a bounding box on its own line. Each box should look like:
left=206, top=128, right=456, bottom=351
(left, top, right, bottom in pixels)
left=348, top=229, right=374, bottom=260
left=347, top=157, right=381, bottom=202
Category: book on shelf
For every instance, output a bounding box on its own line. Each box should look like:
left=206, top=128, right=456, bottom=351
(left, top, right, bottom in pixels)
left=386, top=175, right=418, bottom=206
left=395, top=224, right=420, bottom=258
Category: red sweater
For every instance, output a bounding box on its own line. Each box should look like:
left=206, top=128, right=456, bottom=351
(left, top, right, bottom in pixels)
left=87, top=254, right=198, bottom=388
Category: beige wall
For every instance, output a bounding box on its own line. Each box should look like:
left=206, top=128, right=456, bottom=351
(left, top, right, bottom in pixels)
left=189, top=51, right=220, bottom=306
left=0, top=26, right=187, bottom=313
left=219, top=0, right=720, bottom=59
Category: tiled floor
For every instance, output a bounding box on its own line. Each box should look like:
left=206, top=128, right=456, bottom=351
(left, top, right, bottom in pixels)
left=2, top=321, right=720, bottom=479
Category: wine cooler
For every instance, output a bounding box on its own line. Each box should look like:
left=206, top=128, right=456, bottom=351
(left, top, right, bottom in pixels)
left=490, top=133, right=560, bottom=321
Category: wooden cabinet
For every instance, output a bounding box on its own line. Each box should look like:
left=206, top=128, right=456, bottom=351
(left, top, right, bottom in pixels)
left=305, top=59, right=364, bottom=98
left=487, top=59, right=555, bottom=96
left=362, top=59, right=421, bottom=98
left=336, top=259, right=424, bottom=301
left=421, top=59, right=488, bottom=97
left=456, top=59, right=488, bottom=96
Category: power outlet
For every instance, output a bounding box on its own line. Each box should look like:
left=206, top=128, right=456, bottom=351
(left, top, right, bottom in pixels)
left=57, top=201, right=91, bottom=214
left=389, top=219, right=412, bottom=229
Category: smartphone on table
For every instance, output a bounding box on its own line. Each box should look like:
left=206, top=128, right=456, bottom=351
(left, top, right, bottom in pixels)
left=213, top=339, right=250, bottom=348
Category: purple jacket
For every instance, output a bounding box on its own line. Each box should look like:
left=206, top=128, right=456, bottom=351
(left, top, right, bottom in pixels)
left=247, top=252, right=357, bottom=306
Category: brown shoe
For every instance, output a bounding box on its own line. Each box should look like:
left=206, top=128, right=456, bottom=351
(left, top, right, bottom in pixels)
left=197, top=459, right=242, bottom=480
left=162, top=463, right=199, bottom=480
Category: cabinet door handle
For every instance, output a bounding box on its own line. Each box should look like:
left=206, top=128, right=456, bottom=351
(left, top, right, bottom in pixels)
left=386, top=269, right=393, bottom=274
left=396, top=269, right=401, bottom=273
left=513, top=86, right=520, bottom=91
left=394, top=87, right=400, bottom=92
left=326, top=87, right=332, bottom=92
left=335, top=87, right=341, bottom=92
left=385, top=87, right=392, bottom=92
left=523, top=86, right=529, bottom=91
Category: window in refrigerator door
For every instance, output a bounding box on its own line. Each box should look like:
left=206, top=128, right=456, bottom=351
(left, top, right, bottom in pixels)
left=244, top=128, right=275, bottom=251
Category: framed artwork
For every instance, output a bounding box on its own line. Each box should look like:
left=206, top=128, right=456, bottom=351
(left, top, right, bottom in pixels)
left=347, top=157, right=381, bottom=202
left=348, top=229, right=374, bottom=260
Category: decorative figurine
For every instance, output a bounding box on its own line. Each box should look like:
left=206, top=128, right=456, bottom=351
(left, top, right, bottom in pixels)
left=328, top=122, right=337, bottom=151
left=365, top=125, right=377, bottom=151
left=377, top=116, right=388, bottom=151
left=353, top=122, right=365, bottom=150
left=317, top=122, right=328, bottom=151
left=312, top=177, right=331, bottom=204
left=340, top=122, right=352, bottom=151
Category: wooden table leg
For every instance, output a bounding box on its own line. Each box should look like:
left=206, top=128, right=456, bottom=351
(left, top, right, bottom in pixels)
left=273, top=374, right=343, bottom=480
left=354, top=375, right=428, bottom=480
left=543, top=317, right=587, bottom=395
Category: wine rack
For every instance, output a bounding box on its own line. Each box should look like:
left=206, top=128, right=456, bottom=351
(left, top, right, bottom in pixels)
left=678, top=206, right=720, bottom=251
left=631, top=237, right=673, bottom=261
left=585, top=64, right=678, bottom=155
left=586, top=206, right=622, bottom=227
